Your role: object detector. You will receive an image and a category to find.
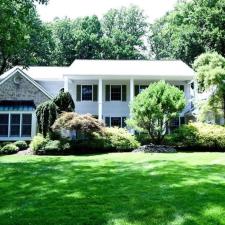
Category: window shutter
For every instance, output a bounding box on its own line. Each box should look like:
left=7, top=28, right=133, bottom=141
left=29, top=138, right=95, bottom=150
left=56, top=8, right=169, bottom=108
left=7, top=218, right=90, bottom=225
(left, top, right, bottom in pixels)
left=122, top=85, right=126, bottom=101
left=93, top=85, right=98, bottom=101
left=122, top=117, right=126, bottom=128
left=105, top=85, right=110, bottom=101
left=105, top=117, right=110, bottom=127
left=76, top=85, right=81, bottom=101
left=135, top=85, right=139, bottom=96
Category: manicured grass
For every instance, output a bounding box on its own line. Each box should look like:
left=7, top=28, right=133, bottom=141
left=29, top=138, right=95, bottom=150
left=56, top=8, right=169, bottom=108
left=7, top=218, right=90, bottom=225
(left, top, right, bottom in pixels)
left=1, top=153, right=225, bottom=225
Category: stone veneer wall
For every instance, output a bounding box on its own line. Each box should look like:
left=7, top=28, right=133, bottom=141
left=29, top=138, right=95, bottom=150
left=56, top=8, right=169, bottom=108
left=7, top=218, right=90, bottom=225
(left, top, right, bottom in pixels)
left=0, top=71, right=50, bottom=106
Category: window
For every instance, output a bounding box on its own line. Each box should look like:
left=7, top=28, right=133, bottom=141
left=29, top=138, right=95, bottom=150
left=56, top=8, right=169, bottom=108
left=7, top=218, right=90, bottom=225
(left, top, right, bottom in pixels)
left=111, top=117, right=121, bottom=127
left=0, top=114, right=9, bottom=137
left=76, top=85, right=98, bottom=101
left=22, top=114, right=32, bottom=137
left=82, top=85, right=93, bottom=101
left=135, top=85, right=148, bottom=96
left=105, top=117, right=126, bottom=128
left=105, top=85, right=126, bottom=101
left=10, top=114, right=20, bottom=136
left=111, top=85, right=121, bottom=101
left=0, top=113, right=32, bottom=138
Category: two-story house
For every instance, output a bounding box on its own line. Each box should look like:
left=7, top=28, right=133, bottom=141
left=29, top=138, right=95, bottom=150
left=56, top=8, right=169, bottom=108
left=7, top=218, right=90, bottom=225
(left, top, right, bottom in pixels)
left=0, top=60, right=195, bottom=141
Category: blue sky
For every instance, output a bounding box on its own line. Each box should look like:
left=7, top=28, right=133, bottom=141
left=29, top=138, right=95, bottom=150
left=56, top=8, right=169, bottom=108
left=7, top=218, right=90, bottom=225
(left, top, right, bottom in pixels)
left=37, top=0, right=178, bottom=22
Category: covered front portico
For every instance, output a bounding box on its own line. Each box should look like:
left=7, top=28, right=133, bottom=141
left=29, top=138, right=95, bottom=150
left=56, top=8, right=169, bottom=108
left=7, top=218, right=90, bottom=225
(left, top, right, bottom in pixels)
left=63, top=75, right=194, bottom=126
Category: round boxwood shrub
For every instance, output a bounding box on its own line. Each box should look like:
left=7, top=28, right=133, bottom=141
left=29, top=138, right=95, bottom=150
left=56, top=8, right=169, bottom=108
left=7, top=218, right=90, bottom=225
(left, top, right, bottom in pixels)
left=0, top=144, right=19, bottom=154
left=14, top=141, right=28, bottom=150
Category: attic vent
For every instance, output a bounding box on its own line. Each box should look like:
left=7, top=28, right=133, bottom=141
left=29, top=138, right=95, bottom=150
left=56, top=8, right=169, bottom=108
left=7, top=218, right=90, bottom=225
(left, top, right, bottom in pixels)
left=13, top=75, right=22, bottom=84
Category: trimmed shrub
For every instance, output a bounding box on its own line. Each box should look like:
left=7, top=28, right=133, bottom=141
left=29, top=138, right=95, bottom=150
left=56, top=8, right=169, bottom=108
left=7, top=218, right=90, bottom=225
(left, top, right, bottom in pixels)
left=14, top=141, right=28, bottom=150
left=0, top=144, right=19, bottom=154
left=169, top=122, right=225, bottom=150
left=61, top=128, right=140, bottom=153
left=30, top=134, right=48, bottom=153
left=99, top=127, right=140, bottom=151
left=44, top=140, right=61, bottom=152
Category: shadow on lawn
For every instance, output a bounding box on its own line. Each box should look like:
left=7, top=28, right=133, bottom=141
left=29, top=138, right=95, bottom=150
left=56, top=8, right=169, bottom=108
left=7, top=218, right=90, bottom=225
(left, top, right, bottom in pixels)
left=0, top=156, right=225, bottom=225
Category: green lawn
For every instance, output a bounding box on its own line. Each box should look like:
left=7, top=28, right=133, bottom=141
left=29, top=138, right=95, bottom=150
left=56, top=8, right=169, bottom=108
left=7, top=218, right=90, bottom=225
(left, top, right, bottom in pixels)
left=1, top=153, right=225, bottom=225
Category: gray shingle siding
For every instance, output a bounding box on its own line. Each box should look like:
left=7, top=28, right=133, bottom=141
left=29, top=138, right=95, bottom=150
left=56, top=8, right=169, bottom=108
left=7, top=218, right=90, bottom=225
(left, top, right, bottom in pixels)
left=0, top=71, right=50, bottom=106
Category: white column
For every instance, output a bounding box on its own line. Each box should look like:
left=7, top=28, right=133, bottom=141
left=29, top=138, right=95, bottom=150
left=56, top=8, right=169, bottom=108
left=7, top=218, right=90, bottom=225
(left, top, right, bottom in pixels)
left=129, top=78, right=135, bottom=134
left=98, top=78, right=103, bottom=121
left=130, top=78, right=134, bottom=115
left=64, top=76, right=69, bottom=92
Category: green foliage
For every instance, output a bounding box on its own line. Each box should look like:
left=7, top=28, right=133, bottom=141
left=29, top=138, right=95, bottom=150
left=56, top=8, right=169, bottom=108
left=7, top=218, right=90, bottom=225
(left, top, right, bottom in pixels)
left=1, top=153, right=225, bottom=224
left=0, top=0, right=52, bottom=74
left=47, top=6, right=148, bottom=65
left=74, top=127, right=140, bottom=152
left=52, top=112, right=104, bottom=136
left=0, top=144, right=19, bottom=154
left=14, top=141, right=28, bottom=150
left=44, top=140, right=61, bottom=152
left=128, top=81, right=185, bottom=144
left=53, top=89, right=75, bottom=113
left=30, top=134, right=48, bottom=152
left=101, top=5, right=148, bottom=59
left=149, top=0, right=225, bottom=65
left=36, top=101, right=57, bottom=137
left=170, top=122, right=225, bottom=150
left=193, top=52, right=225, bottom=121
left=49, top=16, right=103, bottom=66
left=102, top=127, right=140, bottom=151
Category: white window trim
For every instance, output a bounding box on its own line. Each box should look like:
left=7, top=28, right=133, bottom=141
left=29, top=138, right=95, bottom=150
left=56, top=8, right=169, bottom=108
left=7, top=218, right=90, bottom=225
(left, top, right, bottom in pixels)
left=109, top=85, right=124, bottom=102
left=81, top=84, right=94, bottom=102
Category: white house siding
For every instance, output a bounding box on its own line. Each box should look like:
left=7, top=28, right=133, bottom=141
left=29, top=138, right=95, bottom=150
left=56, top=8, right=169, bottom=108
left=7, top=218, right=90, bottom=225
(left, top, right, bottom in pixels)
left=37, top=81, right=64, bottom=97
left=64, top=79, right=192, bottom=121
left=71, top=80, right=98, bottom=116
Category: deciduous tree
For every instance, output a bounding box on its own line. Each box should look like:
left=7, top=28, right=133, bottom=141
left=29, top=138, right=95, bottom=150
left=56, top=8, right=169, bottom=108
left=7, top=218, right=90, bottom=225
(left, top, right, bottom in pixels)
left=193, top=52, right=225, bottom=122
left=128, top=81, right=185, bottom=144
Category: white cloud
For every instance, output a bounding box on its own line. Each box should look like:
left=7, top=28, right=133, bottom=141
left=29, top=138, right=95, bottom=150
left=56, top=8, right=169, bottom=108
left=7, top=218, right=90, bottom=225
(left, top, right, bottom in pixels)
left=37, top=0, right=178, bottom=22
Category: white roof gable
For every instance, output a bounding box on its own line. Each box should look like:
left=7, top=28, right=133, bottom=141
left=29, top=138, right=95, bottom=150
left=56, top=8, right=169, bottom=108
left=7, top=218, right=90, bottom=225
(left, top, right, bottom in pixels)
left=0, top=66, right=66, bottom=81
left=68, top=60, right=195, bottom=78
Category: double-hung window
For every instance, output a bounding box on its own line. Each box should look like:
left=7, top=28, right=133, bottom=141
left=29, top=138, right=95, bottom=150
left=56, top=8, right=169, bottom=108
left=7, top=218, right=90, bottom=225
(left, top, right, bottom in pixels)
left=105, top=85, right=127, bottom=101
left=76, top=85, right=98, bottom=101
left=82, top=85, right=93, bottom=101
